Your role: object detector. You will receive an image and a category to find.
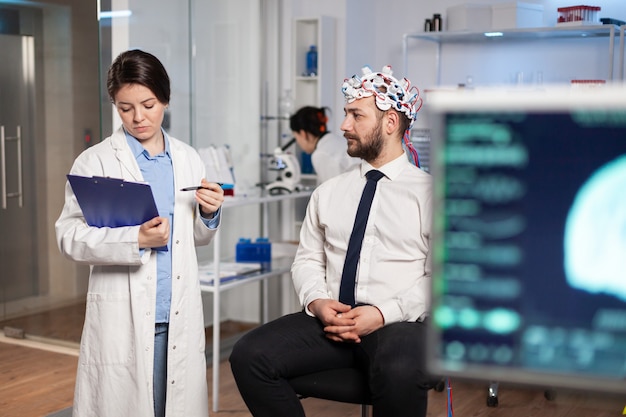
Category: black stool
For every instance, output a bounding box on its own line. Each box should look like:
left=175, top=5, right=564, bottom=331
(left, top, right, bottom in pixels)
left=288, top=368, right=445, bottom=417
left=289, top=368, right=372, bottom=417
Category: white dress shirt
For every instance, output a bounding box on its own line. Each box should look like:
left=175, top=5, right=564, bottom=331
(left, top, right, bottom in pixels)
left=291, top=153, right=432, bottom=324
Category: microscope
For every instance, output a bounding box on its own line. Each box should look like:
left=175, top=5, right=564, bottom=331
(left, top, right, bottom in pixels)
left=265, top=138, right=302, bottom=195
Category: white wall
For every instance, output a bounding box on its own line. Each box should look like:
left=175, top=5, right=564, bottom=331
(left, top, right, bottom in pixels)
left=287, top=0, right=625, bottom=133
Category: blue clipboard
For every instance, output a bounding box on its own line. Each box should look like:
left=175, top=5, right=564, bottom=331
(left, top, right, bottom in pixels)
left=67, top=174, right=168, bottom=251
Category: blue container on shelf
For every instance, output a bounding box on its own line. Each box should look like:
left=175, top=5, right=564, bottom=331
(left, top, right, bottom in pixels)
left=236, top=238, right=272, bottom=263
left=306, top=45, right=317, bottom=76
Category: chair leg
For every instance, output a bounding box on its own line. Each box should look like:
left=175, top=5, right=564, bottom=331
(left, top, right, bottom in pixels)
left=487, top=381, right=499, bottom=407
left=361, top=404, right=369, bottom=417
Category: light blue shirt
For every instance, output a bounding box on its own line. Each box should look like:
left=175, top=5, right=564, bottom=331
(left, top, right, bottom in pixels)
left=125, top=129, right=217, bottom=323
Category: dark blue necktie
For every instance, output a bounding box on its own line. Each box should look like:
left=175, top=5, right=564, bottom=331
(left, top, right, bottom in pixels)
left=339, top=169, right=385, bottom=307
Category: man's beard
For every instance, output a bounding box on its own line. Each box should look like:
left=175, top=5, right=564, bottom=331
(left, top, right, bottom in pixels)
left=345, top=121, right=384, bottom=161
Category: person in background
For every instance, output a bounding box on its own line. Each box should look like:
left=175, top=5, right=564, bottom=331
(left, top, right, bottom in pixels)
left=55, top=49, right=223, bottom=417
left=290, top=106, right=359, bottom=185
left=230, top=65, right=432, bottom=417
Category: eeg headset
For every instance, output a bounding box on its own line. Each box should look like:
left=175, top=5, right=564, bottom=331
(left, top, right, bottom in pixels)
left=342, top=65, right=423, bottom=167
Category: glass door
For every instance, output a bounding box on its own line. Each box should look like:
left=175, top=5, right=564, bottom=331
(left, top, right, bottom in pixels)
left=0, top=34, right=38, bottom=320
left=0, top=2, right=97, bottom=345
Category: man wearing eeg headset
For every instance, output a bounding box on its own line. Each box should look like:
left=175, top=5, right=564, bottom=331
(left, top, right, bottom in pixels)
left=230, top=66, right=433, bottom=417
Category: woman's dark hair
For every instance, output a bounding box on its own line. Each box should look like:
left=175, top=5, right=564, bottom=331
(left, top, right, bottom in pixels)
left=106, top=49, right=170, bottom=104
left=289, top=106, right=330, bottom=138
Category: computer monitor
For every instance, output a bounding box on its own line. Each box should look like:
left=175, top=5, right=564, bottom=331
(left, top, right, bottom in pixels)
left=426, top=86, right=626, bottom=394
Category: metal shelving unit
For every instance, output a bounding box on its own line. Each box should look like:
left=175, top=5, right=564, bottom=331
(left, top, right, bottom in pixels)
left=403, top=24, right=626, bottom=85
left=201, top=190, right=312, bottom=412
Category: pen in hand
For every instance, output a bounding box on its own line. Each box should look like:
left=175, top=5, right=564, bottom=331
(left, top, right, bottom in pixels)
left=180, top=183, right=223, bottom=191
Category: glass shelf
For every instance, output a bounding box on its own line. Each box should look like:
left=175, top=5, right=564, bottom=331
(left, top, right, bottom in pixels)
left=199, top=256, right=293, bottom=293
left=295, top=75, right=319, bottom=81
left=404, top=24, right=618, bottom=44
left=221, top=189, right=313, bottom=209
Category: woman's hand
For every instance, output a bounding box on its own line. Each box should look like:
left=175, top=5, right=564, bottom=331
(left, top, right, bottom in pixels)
left=196, top=179, right=225, bottom=218
left=138, top=216, right=170, bottom=249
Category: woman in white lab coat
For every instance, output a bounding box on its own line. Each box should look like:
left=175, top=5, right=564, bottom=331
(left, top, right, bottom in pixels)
left=290, top=106, right=359, bottom=185
left=55, top=50, right=223, bottom=417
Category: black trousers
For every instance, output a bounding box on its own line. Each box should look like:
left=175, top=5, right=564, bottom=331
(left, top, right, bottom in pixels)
left=229, top=311, right=431, bottom=417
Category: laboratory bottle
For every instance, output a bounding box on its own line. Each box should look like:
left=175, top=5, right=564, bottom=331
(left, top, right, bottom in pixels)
left=306, top=45, right=318, bottom=76
left=433, top=14, right=442, bottom=31
left=424, top=19, right=432, bottom=32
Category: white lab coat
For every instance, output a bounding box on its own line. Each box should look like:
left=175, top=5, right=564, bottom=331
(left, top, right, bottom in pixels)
left=55, top=127, right=215, bottom=417
left=311, top=132, right=359, bottom=185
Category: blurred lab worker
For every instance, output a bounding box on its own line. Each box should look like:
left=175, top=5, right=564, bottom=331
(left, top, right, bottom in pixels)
left=55, top=49, right=223, bottom=417
left=290, top=106, right=359, bottom=185
left=230, top=65, right=432, bottom=417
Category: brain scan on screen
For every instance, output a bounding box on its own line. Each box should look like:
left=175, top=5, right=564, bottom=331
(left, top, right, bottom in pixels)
left=564, top=154, right=626, bottom=302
